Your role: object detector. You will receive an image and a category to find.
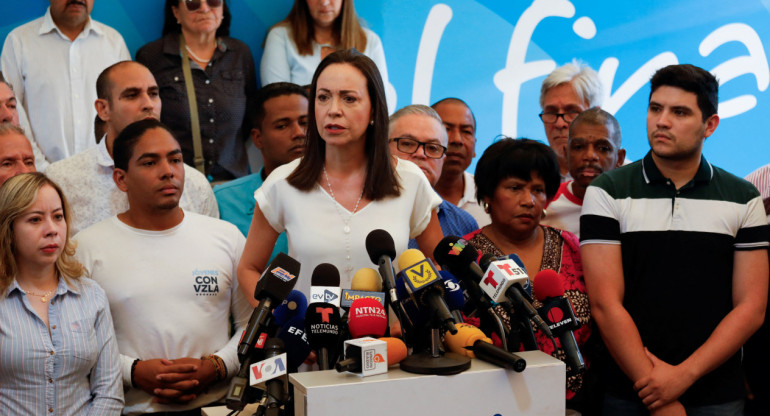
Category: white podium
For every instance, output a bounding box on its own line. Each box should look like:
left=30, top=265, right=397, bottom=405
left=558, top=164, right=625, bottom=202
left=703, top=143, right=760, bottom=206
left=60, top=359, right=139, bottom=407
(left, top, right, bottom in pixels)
left=291, top=350, right=564, bottom=416
left=204, top=350, right=565, bottom=416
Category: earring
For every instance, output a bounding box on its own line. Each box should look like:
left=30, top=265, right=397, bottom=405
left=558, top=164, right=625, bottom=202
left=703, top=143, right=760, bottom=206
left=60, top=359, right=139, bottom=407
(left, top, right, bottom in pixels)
left=542, top=208, right=547, bottom=219
left=483, top=202, right=489, bottom=213
left=369, top=119, right=374, bottom=126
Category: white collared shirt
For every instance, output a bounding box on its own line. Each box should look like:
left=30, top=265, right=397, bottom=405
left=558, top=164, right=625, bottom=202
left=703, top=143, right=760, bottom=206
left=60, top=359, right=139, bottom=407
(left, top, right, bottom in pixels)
left=459, top=171, right=491, bottom=227
left=1, top=7, right=130, bottom=163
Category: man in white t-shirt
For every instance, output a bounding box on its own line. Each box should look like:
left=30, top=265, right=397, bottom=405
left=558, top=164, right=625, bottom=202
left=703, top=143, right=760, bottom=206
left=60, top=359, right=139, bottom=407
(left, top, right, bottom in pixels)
left=542, top=108, right=624, bottom=237
left=74, top=119, right=251, bottom=415
left=46, top=61, right=218, bottom=234
left=431, top=97, right=489, bottom=226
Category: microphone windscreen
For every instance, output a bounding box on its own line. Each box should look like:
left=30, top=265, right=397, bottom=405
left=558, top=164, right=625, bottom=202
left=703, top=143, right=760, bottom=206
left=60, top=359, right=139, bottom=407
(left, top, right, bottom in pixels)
left=365, top=229, right=396, bottom=264
left=276, top=316, right=312, bottom=372
left=432, top=236, right=479, bottom=273
left=348, top=298, right=387, bottom=338
left=397, top=248, right=426, bottom=272
left=305, top=302, right=342, bottom=351
left=254, top=252, right=301, bottom=300
left=533, top=269, right=564, bottom=299
left=273, top=290, right=308, bottom=327
left=351, top=268, right=382, bottom=291
left=311, top=263, right=340, bottom=287
left=440, top=271, right=465, bottom=312
left=379, top=337, right=408, bottom=365
left=444, top=322, right=492, bottom=358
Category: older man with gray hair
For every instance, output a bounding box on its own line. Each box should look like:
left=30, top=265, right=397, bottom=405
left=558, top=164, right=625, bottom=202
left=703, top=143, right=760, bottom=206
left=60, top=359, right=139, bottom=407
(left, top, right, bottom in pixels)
left=539, top=60, right=604, bottom=182
left=388, top=104, right=477, bottom=247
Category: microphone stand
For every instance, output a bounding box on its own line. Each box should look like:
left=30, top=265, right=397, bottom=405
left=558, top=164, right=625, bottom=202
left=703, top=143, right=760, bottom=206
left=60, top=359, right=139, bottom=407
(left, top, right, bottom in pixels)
left=400, top=318, right=471, bottom=375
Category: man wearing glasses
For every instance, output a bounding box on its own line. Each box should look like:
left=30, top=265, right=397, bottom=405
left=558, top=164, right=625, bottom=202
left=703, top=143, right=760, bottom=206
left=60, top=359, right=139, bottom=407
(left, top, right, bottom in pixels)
left=389, top=104, right=478, bottom=248
left=539, top=60, right=604, bottom=182
left=1, top=0, right=130, bottom=165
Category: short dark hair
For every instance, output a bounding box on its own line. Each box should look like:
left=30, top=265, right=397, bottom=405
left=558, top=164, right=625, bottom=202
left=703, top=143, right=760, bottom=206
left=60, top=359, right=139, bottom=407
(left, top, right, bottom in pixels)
left=113, top=119, right=175, bottom=171
left=254, top=82, right=308, bottom=129
left=287, top=49, right=400, bottom=200
left=162, top=0, right=231, bottom=37
left=96, top=60, right=139, bottom=101
left=431, top=97, right=477, bottom=134
left=649, top=64, right=718, bottom=121
left=474, top=138, right=560, bottom=203
left=569, top=107, right=622, bottom=147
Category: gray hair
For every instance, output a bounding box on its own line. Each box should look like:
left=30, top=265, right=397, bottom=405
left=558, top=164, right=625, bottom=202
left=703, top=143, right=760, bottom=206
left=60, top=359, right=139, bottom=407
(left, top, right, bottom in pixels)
left=540, top=60, right=603, bottom=109
left=388, top=104, right=448, bottom=145
left=569, top=107, right=621, bottom=147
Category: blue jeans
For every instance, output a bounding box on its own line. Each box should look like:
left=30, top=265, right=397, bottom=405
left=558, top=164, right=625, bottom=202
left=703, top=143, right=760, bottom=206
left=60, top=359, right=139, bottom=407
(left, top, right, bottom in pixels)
left=603, top=394, right=745, bottom=416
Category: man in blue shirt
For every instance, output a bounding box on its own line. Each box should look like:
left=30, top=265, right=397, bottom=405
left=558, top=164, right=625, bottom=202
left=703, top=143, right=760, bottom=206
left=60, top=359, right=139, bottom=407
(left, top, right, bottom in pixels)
left=388, top=104, right=478, bottom=248
left=214, top=82, right=308, bottom=260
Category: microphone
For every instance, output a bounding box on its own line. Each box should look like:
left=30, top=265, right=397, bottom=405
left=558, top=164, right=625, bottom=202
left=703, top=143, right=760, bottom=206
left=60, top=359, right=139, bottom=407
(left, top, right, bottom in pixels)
left=273, top=290, right=308, bottom=327
left=238, top=253, right=301, bottom=363
left=305, top=302, right=342, bottom=370
left=478, top=255, right=553, bottom=340
left=335, top=337, right=408, bottom=374
left=396, top=249, right=457, bottom=335
left=440, top=271, right=465, bottom=323
left=249, top=338, right=287, bottom=416
left=348, top=297, right=388, bottom=339
left=341, top=268, right=386, bottom=310
left=335, top=337, right=388, bottom=376
left=309, top=263, right=342, bottom=307
left=533, top=269, right=585, bottom=375
left=365, top=229, right=414, bottom=338
left=380, top=337, right=408, bottom=366
left=444, top=323, right=527, bottom=372
left=275, top=316, right=312, bottom=373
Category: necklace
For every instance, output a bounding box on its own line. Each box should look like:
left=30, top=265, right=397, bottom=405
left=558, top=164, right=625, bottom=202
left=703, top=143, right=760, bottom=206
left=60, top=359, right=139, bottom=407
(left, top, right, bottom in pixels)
left=323, top=166, right=364, bottom=234
left=185, top=45, right=212, bottom=65
left=21, top=287, right=55, bottom=303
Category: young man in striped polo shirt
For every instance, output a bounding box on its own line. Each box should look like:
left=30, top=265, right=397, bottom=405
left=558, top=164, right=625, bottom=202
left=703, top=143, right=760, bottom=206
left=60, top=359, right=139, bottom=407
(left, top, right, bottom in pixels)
left=581, top=64, right=769, bottom=416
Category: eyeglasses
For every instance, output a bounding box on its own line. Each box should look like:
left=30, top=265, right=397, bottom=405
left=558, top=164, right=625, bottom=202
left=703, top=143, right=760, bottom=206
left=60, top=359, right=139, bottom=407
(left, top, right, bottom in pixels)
left=391, top=137, right=447, bottom=159
left=539, top=111, right=580, bottom=124
left=184, top=0, right=222, bottom=11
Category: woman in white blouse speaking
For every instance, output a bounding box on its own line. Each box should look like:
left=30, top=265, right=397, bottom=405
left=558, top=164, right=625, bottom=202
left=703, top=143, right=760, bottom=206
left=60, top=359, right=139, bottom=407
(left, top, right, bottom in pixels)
left=238, top=49, right=441, bottom=302
left=0, top=172, right=122, bottom=415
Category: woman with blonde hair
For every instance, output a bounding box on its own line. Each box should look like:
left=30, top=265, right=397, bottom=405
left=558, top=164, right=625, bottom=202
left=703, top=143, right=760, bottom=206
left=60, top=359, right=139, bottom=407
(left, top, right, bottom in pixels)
left=0, top=173, right=122, bottom=415
left=261, top=0, right=395, bottom=111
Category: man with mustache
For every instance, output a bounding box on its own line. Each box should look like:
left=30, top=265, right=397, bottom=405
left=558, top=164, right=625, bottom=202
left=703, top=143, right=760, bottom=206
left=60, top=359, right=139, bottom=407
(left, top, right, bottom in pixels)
left=46, top=61, right=218, bottom=234
left=75, top=118, right=251, bottom=415
left=214, top=82, right=308, bottom=260
left=0, top=72, right=49, bottom=170
left=539, top=61, right=604, bottom=183
left=387, top=104, right=478, bottom=248
left=431, top=97, right=490, bottom=226
left=582, top=64, right=769, bottom=415
left=1, top=0, right=130, bottom=165
left=542, top=108, right=624, bottom=237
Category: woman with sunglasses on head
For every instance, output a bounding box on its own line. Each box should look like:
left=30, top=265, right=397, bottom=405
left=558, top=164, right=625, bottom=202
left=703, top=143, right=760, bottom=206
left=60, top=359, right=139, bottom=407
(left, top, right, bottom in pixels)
left=137, top=0, right=257, bottom=182
left=238, top=49, right=443, bottom=303
left=0, top=172, right=123, bottom=415
left=261, top=0, right=396, bottom=112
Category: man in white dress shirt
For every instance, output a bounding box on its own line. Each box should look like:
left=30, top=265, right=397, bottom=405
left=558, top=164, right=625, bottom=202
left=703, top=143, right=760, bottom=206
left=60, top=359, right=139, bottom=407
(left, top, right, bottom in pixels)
left=1, top=0, right=130, bottom=164
left=46, top=61, right=218, bottom=234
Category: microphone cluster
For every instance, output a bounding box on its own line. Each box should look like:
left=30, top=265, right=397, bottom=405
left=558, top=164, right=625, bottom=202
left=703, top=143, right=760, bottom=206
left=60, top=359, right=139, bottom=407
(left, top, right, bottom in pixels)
left=227, top=230, right=585, bottom=412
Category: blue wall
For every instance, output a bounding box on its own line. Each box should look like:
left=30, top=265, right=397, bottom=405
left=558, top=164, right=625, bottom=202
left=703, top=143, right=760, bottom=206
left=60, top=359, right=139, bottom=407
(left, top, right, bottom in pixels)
left=3, top=0, right=770, bottom=176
